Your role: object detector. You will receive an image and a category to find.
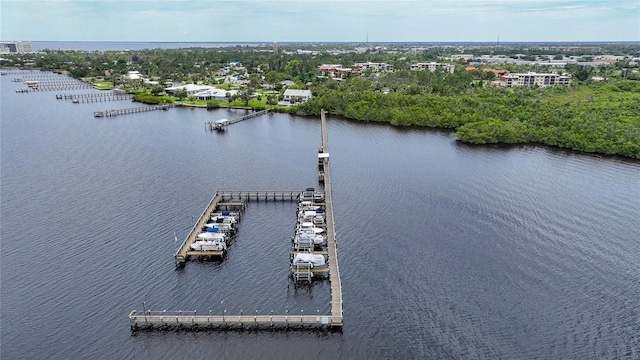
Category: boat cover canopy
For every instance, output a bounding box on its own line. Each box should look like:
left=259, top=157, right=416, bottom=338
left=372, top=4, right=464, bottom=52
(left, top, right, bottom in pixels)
left=292, top=253, right=325, bottom=266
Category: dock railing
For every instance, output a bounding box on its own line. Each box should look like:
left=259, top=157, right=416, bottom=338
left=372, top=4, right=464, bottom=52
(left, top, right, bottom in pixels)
left=129, top=310, right=338, bottom=329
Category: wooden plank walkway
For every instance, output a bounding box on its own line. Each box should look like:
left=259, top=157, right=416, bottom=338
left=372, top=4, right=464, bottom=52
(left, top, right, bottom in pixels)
left=207, top=109, right=271, bottom=130
left=93, top=104, right=173, bottom=117
left=320, top=109, right=344, bottom=327
left=133, top=109, right=344, bottom=331
left=218, top=190, right=300, bottom=202
left=174, top=193, right=225, bottom=267
left=129, top=310, right=339, bottom=329
left=174, top=191, right=302, bottom=267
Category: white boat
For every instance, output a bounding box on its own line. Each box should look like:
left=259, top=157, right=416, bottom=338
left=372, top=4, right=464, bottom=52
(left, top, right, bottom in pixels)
left=210, top=215, right=237, bottom=224
left=293, top=236, right=314, bottom=250
left=298, top=210, right=324, bottom=217
left=191, top=240, right=226, bottom=251
left=292, top=253, right=326, bottom=267
left=296, top=226, right=324, bottom=234
left=300, top=189, right=315, bottom=202
left=205, top=222, right=235, bottom=232
left=211, top=211, right=240, bottom=220
left=298, top=201, right=321, bottom=210
left=293, top=232, right=325, bottom=245
left=300, top=221, right=314, bottom=228
left=197, top=231, right=226, bottom=241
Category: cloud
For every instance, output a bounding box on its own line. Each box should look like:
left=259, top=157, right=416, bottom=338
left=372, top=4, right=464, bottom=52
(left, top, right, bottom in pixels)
left=1, top=0, right=638, bottom=41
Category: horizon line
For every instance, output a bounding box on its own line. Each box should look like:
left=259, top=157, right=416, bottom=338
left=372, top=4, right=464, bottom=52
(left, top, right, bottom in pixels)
left=5, top=40, right=640, bottom=44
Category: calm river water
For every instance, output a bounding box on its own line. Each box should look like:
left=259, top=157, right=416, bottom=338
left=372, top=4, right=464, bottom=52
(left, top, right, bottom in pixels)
left=1, top=72, right=639, bottom=359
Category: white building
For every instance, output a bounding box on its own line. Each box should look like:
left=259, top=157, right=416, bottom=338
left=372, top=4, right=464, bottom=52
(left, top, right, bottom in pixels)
left=353, top=62, right=394, bottom=73
left=451, top=54, right=474, bottom=61
left=282, top=89, right=313, bottom=104
left=164, top=84, right=215, bottom=96
left=0, top=41, right=33, bottom=53
left=195, top=88, right=238, bottom=101
left=124, top=71, right=143, bottom=80
left=410, top=62, right=455, bottom=73
left=499, top=72, right=570, bottom=88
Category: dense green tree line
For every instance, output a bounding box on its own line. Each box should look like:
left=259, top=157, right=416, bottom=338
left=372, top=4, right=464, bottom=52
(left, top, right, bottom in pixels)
left=131, top=92, right=174, bottom=104
left=5, top=44, right=638, bottom=158
left=300, top=81, right=640, bottom=158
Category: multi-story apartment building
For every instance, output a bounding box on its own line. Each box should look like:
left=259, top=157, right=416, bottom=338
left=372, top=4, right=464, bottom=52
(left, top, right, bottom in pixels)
left=0, top=41, right=33, bottom=54
left=410, top=62, right=456, bottom=73
left=353, top=62, right=394, bottom=73
left=317, top=64, right=353, bottom=79
left=499, top=72, right=571, bottom=87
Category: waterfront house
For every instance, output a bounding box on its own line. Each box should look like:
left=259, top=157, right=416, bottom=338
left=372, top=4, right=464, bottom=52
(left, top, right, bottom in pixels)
left=164, top=84, right=214, bottom=96
left=283, top=89, right=313, bottom=104
left=195, top=88, right=238, bottom=101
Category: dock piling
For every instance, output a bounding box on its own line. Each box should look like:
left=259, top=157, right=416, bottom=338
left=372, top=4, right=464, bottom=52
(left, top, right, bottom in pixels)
left=131, top=110, right=342, bottom=331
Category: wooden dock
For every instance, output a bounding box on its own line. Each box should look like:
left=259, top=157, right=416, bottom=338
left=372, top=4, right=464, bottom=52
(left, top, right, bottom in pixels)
left=94, top=104, right=173, bottom=117
left=319, top=109, right=343, bottom=327
left=56, top=92, right=132, bottom=102
left=129, top=310, right=339, bottom=329
left=131, top=109, right=343, bottom=330
left=206, top=109, right=271, bottom=131
left=174, top=191, right=301, bottom=267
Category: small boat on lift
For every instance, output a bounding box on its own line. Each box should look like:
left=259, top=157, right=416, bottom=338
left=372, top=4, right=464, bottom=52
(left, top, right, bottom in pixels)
left=204, top=222, right=235, bottom=232
left=291, top=253, right=326, bottom=267
left=296, top=225, right=324, bottom=234
left=197, top=228, right=226, bottom=241
left=191, top=240, right=226, bottom=251
left=293, top=232, right=325, bottom=245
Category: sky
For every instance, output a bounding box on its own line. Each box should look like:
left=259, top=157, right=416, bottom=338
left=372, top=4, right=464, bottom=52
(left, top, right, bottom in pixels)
left=1, top=0, right=639, bottom=42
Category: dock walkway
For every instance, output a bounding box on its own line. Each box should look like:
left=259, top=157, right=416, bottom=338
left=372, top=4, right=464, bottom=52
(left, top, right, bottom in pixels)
left=318, top=109, right=343, bottom=326
left=174, top=191, right=301, bottom=267
left=207, top=109, right=271, bottom=131
left=57, top=92, right=132, bottom=103
left=131, top=109, right=343, bottom=330
left=94, top=104, right=173, bottom=117
left=129, top=310, right=338, bottom=329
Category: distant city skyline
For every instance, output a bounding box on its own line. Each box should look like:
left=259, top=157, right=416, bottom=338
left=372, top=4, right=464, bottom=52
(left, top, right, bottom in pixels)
left=2, top=0, right=639, bottom=43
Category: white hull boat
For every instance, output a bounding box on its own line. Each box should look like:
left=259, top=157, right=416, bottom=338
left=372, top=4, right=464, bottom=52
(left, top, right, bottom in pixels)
left=191, top=240, right=226, bottom=251
left=205, top=222, right=235, bottom=232
left=197, top=231, right=226, bottom=241
left=292, top=253, right=326, bottom=267
left=297, top=226, right=324, bottom=234
left=293, top=233, right=325, bottom=245
left=211, top=215, right=237, bottom=224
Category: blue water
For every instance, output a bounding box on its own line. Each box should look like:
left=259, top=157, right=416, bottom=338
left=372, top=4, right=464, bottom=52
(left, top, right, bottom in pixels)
left=1, top=71, right=639, bottom=359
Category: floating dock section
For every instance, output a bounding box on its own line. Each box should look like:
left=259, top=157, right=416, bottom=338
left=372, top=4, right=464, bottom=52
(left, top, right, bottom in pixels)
left=131, top=109, right=343, bottom=330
